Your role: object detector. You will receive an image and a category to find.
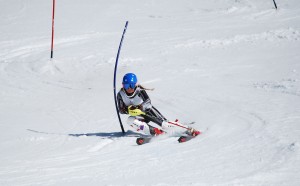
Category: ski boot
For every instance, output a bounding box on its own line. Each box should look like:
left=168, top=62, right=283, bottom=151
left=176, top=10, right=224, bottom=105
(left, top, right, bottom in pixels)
left=150, top=127, right=164, bottom=136
left=177, top=128, right=201, bottom=143
left=136, top=127, right=164, bottom=145
left=186, top=127, right=201, bottom=137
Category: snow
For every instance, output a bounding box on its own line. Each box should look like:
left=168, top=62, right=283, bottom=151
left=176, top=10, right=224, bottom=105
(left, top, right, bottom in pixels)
left=1, top=0, right=300, bottom=185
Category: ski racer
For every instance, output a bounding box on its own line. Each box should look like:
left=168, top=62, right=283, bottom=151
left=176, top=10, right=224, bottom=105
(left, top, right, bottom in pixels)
left=117, top=73, right=200, bottom=136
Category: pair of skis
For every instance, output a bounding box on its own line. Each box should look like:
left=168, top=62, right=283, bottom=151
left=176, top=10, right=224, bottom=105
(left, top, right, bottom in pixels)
left=136, top=135, right=197, bottom=145
left=135, top=120, right=200, bottom=145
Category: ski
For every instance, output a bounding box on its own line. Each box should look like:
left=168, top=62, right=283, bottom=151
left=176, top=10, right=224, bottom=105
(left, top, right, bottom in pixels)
left=136, top=134, right=168, bottom=145
left=136, top=137, right=153, bottom=145
left=136, top=122, right=202, bottom=145
left=136, top=135, right=197, bottom=145
left=178, top=136, right=196, bottom=143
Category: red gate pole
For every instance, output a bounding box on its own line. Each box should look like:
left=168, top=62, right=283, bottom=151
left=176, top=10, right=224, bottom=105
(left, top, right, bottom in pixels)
left=50, top=0, right=55, bottom=59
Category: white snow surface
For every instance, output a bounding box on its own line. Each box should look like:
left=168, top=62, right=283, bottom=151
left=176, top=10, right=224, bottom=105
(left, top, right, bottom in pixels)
left=1, top=0, right=300, bottom=185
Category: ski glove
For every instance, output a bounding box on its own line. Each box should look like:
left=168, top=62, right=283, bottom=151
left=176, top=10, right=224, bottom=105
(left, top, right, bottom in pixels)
left=128, top=105, right=142, bottom=110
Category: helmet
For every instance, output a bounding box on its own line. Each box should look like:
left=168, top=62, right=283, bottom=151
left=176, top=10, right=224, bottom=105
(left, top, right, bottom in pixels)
left=122, top=73, right=137, bottom=90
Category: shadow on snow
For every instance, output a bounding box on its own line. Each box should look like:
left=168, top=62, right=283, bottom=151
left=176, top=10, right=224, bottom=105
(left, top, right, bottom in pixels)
left=27, top=129, right=141, bottom=138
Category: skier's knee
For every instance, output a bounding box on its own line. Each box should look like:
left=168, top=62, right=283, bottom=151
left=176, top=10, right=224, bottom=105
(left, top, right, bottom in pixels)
left=126, top=116, right=144, bottom=130
left=126, top=116, right=151, bottom=135
left=127, top=116, right=136, bottom=126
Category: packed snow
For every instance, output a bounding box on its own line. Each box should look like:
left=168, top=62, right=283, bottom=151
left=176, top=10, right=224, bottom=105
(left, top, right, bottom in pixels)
left=1, top=0, right=300, bottom=185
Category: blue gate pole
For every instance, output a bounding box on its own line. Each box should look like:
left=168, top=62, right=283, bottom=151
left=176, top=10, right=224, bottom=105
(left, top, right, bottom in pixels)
left=113, top=21, right=129, bottom=134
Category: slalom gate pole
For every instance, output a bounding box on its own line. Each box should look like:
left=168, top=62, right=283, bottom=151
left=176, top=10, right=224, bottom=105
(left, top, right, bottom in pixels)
left=273, top=0, right=278, bottom=9
left=113, top=21, right=129, bottom=134
left=50, top=0, right=55, bottom=59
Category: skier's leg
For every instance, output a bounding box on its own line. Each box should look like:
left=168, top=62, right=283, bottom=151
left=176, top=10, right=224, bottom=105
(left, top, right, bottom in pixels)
left=127, top=116, right=151, bottom=135
left=161, top=120, right=200, bottom=136
left=160, top=121, right=184, bottom=135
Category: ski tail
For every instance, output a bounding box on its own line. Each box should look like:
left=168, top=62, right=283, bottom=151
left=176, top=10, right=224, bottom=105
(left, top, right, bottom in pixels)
left=136, top=137, right=152, bottom=145
left=178, top=136, right=195, bottom=143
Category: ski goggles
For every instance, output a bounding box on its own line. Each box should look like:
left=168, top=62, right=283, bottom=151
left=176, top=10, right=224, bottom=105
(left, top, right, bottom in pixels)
left=123, top=83, right=136, bottom=90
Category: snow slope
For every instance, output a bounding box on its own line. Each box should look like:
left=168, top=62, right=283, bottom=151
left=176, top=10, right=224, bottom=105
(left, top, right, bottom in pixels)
left=1, top=0, right=300, bottom=185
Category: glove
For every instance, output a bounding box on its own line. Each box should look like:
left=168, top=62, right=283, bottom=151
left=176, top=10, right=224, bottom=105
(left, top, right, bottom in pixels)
left=120, top=107, right=128, bottom=114
left=128, top=105, right=142, bottom=110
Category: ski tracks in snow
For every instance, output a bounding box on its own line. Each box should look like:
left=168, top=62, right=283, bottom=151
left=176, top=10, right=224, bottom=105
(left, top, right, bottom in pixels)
left=0, top=132, right=126, bottom=185
left=156, top=87, right=298, bottom=184
left=175, top=28, right=300, bottom=49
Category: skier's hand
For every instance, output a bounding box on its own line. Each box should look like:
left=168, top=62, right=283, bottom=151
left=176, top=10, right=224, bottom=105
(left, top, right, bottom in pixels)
left=129, top=105, right=137, bottom=110
left=129, top=105, right=142, bottom=110
left=138, top=104, right=143, bottom=110
left=120, top=107, right=128, bottom=114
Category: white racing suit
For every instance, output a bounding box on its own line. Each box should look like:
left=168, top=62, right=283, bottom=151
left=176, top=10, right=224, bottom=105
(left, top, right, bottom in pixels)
left=117, top=86, right=189, bottom=136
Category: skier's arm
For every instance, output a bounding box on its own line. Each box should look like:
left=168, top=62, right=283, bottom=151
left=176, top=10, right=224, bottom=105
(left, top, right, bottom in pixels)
left=139, top=89, right=152, bottom=111
left=117, top=92, right=128, bottom=114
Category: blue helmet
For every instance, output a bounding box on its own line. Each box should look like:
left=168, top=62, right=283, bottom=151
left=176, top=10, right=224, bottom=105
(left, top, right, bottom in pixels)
left=122, top=73, right=137, bottom=89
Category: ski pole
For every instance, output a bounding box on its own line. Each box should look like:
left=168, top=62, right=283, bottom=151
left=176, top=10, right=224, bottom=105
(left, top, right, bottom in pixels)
left=128, top=106, right=189, bottom=130
left=128, top=106, right=163, bottom=126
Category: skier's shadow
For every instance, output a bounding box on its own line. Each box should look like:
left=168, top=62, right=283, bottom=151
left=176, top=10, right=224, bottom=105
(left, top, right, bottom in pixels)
left=69, top=130, right=140, bottom=138
left=27, top=129, right=141, bottom=138
left=69, top=132, right=123, bottom=138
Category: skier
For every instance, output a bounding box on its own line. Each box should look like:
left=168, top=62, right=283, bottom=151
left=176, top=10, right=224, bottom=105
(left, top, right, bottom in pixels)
left=117, top=73, right=200, bottom=137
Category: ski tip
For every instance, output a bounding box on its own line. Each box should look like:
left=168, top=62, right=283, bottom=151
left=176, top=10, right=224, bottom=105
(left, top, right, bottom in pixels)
left=178, top=136, right=187, bottom=143
left=194, top=130, right=201, bottom=136
left=136, top=138, right=145, bottom=145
